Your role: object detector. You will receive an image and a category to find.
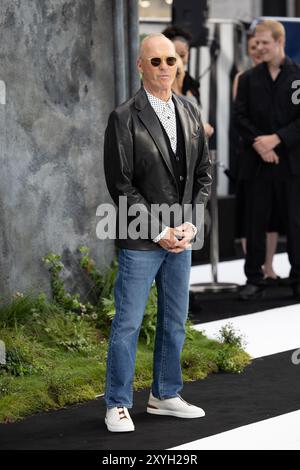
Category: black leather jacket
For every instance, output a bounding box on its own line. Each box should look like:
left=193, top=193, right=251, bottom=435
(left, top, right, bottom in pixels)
left=104, top=88, right=211, bottom=250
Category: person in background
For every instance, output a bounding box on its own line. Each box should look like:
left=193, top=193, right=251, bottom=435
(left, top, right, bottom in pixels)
left=234, top=20, right=300, bottom=300
left=163, top=25, right=214, bottom=138
left=163, top=26, right=200, bottom=102
left=233, top=32, right=282, bottom=281
left=172, top=53, right=197, bottom=104
left=233, top=33, right=263, bottom=97
left=172, top=54, right=214, bottom=138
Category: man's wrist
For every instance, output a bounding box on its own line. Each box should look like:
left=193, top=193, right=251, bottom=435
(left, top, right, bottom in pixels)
left=185, top=222, right=198, bottom=236
left=153, top=227, right=169, bottom=243
left=273, top=133, right=281, bottom=146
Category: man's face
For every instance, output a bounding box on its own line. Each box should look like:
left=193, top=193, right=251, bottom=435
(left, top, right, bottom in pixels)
left=255, top=30, right=283, bottom=64
left=137, top=37, right=177, bottom=94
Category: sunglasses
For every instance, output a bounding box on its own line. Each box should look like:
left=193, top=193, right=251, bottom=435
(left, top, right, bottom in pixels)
left=146, top=56, right=177, bottom=67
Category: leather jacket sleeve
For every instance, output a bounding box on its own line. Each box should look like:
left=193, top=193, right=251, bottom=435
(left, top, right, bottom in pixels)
left=192, top=120, right=212, bottom=207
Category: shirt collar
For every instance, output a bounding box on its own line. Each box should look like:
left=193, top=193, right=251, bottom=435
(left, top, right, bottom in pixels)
left=144, top=88, right=175, bottom=111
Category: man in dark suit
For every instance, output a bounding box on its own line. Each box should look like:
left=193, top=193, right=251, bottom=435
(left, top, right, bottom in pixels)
left=234, top=20, right=300, bottom=300
left=103, top=34, right=211, bottom=432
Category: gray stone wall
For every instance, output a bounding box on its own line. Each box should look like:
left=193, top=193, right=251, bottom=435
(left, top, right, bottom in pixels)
left=0, top=0, right=116, bottom=297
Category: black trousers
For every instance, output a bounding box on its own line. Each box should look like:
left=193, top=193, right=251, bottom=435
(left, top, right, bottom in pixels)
left=244, top=177, right=300, bottom=283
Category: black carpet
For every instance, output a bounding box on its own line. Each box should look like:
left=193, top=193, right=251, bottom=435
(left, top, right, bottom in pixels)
left=189, top=285, right=299, bottom=324
left=0, top=350, right=299, bottom=450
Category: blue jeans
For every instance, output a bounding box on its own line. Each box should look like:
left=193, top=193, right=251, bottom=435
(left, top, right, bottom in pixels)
left=104, top=248, right=192, bottom=409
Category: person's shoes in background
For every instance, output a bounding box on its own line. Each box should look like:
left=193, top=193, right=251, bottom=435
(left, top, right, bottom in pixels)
left=105, top=407, right=135, bottom=432
left=147, top=392, right=205, bottom=418
left=292, top=283, right=300, bottom=300
left=263, top=275, right=281, bottom=286
left=239, top=283, right=265, bottom=301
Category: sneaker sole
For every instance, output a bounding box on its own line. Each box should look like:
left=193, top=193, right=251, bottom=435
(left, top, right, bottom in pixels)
left=105, top=418, right=135, bottom=432
left=147, top=407, right=205, bottom=419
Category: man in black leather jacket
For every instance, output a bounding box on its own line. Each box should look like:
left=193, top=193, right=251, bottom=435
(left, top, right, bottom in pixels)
left=103, top=33, right=211, bottom=433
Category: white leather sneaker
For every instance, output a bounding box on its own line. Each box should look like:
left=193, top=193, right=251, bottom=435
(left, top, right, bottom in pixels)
left=147, top=392, right=205, bottom=418
left=105, top=407, right=135, bottom=432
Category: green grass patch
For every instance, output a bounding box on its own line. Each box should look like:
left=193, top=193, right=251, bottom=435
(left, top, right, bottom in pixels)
left=0, top=310, right=251, bottom=423
left=0, top=251, right=251, bottom=423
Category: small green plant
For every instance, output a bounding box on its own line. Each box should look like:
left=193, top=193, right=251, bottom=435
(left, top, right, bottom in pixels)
left=41, top=312, right=98, bottom=353
left=215, top=323, right=250, bottom=373
left=42, top=253, right=89, bottom=314
left=43, top=248, right=160, bottom=344
left=79, top=246, right=118, bottom=333
left=218, top=323, right=246, bottom=349
left=0, top=293, right=49, bottom=328
left=46, top=373, right=73, bottom=405
left=216, top=345, right=251, bottom=373
left=0, top=375, right=15, bottom=397
left=4, top=347, right=34, bottom=376
left=42, top=249, right=116, bottom=335
left=0, top=327, right=46, bottom=377
left=79, top=246, right=118, bottom=301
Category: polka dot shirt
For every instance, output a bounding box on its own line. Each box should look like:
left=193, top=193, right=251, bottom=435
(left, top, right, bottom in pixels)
left=144, top=88, right=177, bottom=153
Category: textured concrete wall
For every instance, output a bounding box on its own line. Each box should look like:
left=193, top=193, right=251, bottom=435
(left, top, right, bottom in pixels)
left=0, top=0, right=116, bottom=296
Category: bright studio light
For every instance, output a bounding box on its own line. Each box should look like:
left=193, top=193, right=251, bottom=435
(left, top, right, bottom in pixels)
left=139, top=0, right=151, bottom=8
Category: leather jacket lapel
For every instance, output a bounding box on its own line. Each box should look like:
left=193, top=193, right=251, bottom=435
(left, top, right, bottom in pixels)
left=135, top=89, right=176, bottom=181
left=172, top=94, right=192, bottom=178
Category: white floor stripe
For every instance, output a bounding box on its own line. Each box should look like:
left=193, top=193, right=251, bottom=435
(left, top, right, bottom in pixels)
left=190, top=252, right=290, bottom=286
left=169, top=410, right=300, bottom=450
left=193, top=304, right=300, bottom=359
left=190, top=252, right=300, bottom=359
